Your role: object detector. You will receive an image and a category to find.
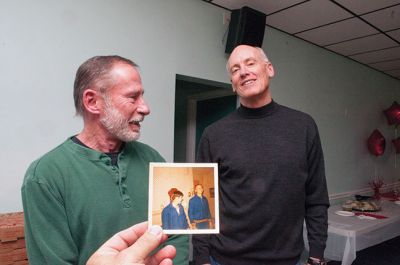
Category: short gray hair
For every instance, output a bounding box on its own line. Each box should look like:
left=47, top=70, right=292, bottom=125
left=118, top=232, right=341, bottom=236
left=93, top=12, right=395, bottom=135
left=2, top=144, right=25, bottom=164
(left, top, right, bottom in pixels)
left=73, top=55, right=138, bottom=116
left=255, top=47, right=269, bottom=62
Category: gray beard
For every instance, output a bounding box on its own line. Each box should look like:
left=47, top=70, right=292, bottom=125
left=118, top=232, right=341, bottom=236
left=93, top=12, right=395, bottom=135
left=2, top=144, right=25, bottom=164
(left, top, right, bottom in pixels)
left=100, top=98, right=140, bottom=142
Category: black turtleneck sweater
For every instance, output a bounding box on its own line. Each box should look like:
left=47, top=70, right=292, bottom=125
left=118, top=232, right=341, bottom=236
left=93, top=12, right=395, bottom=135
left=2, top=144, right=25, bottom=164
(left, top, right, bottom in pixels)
left=194, top=101, right=329, bottom=265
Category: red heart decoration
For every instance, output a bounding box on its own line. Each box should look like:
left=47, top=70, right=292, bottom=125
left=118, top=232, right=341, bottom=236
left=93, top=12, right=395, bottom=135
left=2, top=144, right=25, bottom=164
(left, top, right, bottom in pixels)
left=367, top=129, right=386, bottom=156
left=383, top=101, right=400, bottom=126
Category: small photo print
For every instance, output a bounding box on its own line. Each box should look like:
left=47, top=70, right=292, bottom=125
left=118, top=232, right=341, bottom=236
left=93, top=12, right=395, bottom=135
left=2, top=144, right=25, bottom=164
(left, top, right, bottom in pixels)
left=149, top=162, right=219, bottom=234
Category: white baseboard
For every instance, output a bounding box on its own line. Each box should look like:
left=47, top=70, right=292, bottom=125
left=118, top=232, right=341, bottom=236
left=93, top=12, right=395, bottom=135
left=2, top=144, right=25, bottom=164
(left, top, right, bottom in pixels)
left=329, top=182, right=400, bottom=202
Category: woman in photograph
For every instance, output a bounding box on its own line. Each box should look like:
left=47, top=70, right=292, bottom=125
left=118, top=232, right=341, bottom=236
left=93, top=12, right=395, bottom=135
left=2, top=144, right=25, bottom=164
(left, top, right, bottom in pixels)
left=162, top=188, right=189, bottom=230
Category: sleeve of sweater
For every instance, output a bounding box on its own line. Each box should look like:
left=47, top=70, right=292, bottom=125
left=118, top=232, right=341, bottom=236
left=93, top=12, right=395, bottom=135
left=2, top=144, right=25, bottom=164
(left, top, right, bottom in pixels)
left=205, top=198, right=211, bottom=219
left=21, top=163, right=79, bottom=265
left=305, top=122, right=330, bottom=259
left=161, top=207, right=170, bottom=229
left=188, top=199, right=194, bottom=223
left=192, top=132, right=212, bottom=265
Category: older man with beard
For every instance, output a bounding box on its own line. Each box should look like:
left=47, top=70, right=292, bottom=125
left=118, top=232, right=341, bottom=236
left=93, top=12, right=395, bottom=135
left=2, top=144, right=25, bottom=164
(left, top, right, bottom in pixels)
left=21, top=56, right=188, bottom=265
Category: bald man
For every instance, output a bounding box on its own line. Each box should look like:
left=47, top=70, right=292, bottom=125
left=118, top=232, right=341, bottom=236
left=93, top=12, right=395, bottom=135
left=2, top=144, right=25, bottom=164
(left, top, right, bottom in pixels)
left=193, top=45, right=329, bottom=265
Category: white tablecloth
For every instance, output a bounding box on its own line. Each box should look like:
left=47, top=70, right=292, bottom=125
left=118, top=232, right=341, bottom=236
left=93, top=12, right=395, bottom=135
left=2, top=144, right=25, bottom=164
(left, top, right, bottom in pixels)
left=305, top=200, right=400, bottom=265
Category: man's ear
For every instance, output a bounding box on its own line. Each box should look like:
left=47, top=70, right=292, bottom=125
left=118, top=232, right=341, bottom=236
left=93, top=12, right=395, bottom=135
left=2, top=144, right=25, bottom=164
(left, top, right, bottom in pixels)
left=82, top=89, right=102, bottom=114
left=267, top=62, right=275, bottom=78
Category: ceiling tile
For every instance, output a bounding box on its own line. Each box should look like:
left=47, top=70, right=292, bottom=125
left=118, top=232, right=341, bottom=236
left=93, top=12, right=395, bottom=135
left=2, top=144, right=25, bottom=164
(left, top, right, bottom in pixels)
left=387, top=29, right=400, bottom=41
left=326, top=34, right=398, bottom=56
left=350, top=46, right=400, bottom=63
left=361, top=5, right=400, bottom=31
left=266, top=0, right=352, bottom=34
left=211, top=0, right=254, bottom=10
left=385, top=68, right=400, bottom=77
left=334, top=0, right=400, bottom=15
left=208, top=0, right=400, bottom=80
left=211, top=0, right=304, bottom=14
left=295, top=17, right=378, bottom=46
left=369, top=59, right=400, bottom=71
left=258, top=0, right=308, bottom=14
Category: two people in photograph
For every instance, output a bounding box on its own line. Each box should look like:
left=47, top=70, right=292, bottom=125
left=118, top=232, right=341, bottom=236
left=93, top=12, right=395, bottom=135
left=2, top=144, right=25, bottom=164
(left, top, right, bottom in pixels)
left=161, top=184, right=213, bottom=230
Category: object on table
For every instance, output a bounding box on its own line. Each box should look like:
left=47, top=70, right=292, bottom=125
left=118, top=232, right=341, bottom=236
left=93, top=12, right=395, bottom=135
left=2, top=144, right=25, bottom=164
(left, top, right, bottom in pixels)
left=354, top=212, right=388, bottom=219
left=369, top=177, right=384, bottom=200
left=379, top=190, right=400, bottom=201
left=357, top=214, right=376, bottom=220
left=335, top=210, right=355, bottom=217
left=342, top=199, right=381, bottom=212
left=355, top=194, right=372, bottom=201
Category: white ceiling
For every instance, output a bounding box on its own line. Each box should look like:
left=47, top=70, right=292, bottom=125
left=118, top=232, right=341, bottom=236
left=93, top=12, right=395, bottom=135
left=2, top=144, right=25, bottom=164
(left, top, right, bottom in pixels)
left=204, top=0, right=400, bottom=80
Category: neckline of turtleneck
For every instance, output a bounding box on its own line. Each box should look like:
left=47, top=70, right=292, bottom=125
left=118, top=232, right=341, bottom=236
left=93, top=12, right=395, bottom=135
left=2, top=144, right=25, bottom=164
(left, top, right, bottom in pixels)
left=237, top=100, right=277, bottom=119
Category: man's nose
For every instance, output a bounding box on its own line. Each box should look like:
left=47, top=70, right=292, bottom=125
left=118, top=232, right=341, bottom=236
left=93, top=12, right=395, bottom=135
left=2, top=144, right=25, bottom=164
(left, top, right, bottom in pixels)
left=239, top=66, right=249, bottom=77
left=137, top=98, right=150, bottom=116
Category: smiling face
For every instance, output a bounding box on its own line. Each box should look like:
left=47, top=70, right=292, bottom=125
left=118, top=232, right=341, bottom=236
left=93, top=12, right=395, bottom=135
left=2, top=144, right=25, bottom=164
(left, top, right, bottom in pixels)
left=227, top=45, right=275, bottom=108
left=99, top=63, right=150, bottom=142
left=195, top=184, right=204, bottom=196
left=175, top=196, right=183, bottom=204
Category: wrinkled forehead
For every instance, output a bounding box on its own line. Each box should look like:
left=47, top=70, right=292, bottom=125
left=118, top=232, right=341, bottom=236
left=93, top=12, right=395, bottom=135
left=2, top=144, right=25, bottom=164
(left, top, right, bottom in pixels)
left=108, top=63, right=143, bottom=90
left=112, top=63, right=142, bottom=80
left=227, top=45, right=260, bottom=67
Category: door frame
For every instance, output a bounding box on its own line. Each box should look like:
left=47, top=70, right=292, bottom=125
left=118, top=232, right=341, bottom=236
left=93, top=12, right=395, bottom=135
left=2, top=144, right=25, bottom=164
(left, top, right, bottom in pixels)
left=186, top=90, right=238, bottom=162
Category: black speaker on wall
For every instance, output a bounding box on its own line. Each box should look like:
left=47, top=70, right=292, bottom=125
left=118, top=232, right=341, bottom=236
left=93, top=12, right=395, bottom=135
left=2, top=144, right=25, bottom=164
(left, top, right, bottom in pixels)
left=225, top=6, right=267, bottom=54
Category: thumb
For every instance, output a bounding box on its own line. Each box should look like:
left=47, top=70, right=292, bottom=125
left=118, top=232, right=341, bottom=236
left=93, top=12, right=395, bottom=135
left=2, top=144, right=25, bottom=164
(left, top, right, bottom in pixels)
left=121, top=225, right=164, bottom=262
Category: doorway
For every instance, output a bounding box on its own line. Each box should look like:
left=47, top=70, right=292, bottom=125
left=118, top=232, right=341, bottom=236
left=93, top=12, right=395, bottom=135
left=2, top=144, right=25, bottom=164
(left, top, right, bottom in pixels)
left=174, top=74, right=237, bottom=162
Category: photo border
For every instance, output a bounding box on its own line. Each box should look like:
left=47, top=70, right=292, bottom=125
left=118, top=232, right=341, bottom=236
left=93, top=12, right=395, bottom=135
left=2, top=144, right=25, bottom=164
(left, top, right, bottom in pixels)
left=149, top=162, right=219, bottom=234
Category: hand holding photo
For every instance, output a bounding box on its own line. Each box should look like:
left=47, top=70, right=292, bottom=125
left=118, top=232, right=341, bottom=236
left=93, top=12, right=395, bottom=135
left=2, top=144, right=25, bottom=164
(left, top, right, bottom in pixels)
left=149, top=163, right=219, bottom=234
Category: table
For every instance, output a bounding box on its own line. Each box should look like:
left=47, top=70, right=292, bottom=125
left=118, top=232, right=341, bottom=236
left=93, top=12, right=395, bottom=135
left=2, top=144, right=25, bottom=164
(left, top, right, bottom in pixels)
left=305, top=200, right=400, bottom=265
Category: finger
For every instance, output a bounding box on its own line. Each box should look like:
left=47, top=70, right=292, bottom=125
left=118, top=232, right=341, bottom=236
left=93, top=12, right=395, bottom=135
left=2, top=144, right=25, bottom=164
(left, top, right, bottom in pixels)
left=159, top=260, right=173, bottom=265
left=120, top=225, right=164, bottom=262
left=147, top=245, right=176, bottom=265
left=102, top=222, right=149, bottom=252
left=160, top=233, right=169, bottom=244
